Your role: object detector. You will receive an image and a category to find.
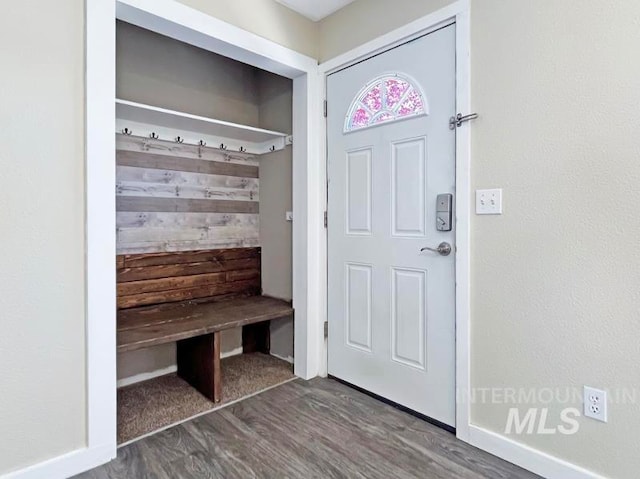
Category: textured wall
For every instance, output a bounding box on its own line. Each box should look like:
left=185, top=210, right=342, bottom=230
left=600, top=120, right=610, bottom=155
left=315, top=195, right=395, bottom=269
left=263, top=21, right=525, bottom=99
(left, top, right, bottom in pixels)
left=321, top=1, right=640, bottom=477
left=117, top=21, right=261, bottom=127
left=469, top=2, right=640, bottom=477
left=0, top=0, right=86, bottom=474
left=318, top=0, right=452, bottom=61
left=176, top=0, right=319, bottom=59
left=258, top=71, right=294, bottom=361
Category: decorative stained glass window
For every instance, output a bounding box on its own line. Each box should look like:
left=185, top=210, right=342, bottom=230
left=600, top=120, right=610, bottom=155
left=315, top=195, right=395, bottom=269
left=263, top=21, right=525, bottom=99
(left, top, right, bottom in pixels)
left=344, top=73, right=428, bottom=133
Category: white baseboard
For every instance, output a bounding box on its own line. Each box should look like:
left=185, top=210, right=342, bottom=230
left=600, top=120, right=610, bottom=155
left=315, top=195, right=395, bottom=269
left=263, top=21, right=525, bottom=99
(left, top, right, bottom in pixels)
left=270, top=352, right=294, bottom=364
left=221, top=347, right=243, bottom=359
left=1, top=443, right=115, bottom=479
left=117, top=347, right=244, bottom=387
left=468, top=425, right=606, bottom=479
left=117, top=365, right=177, bottom=388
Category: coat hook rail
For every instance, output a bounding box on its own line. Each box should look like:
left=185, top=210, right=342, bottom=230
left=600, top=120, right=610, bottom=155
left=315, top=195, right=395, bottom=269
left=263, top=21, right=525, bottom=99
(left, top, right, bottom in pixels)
left=117, top=128, right=276, bottom=155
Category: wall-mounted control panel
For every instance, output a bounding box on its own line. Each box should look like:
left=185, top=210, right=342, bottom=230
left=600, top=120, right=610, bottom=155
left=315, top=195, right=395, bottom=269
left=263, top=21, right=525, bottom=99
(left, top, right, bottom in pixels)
left=436, top=193, right=453, bottom=231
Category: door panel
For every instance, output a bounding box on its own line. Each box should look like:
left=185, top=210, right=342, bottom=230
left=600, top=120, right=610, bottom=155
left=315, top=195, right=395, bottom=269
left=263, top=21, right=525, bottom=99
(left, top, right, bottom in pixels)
left=391, top=267, right=427, bottom=370
left=345, top=263, right=373, bottom=351
left=327, top=24, right=456, bottom=426
left=391, top=137, right=427, bottom=237
left=346, top=149, right=372, bottom=235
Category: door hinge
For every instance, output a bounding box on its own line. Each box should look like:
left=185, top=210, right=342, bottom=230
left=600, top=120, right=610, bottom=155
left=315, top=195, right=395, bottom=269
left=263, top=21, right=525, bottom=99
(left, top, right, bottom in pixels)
left=449, top=112, right=479, bottom=129
left=323, top=100, right=328, bottom=118
left=324, top=321, right=328, bottom=338
left=324, top=211, right=328, bottom=228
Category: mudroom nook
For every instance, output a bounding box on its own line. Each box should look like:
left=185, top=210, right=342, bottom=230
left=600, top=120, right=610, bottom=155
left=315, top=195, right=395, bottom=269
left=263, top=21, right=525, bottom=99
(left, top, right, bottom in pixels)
left=114, top=20, right=296, bottom=444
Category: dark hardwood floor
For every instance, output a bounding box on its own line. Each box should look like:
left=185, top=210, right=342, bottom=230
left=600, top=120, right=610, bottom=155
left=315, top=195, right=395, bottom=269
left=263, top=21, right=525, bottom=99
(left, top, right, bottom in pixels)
left=76, top=378, right=539, bottom=479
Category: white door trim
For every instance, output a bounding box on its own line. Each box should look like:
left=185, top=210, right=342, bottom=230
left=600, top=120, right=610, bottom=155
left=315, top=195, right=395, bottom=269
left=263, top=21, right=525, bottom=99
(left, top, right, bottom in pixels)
left=5, top=1, right=322, bottom=477
left=318, top=0, right=472, bottom=442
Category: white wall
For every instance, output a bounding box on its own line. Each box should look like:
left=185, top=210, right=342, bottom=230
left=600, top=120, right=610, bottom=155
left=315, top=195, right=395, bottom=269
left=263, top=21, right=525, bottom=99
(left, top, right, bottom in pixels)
left=321, top=1, right=640, bottom=478
left=0, top=0, right=86, bottom=475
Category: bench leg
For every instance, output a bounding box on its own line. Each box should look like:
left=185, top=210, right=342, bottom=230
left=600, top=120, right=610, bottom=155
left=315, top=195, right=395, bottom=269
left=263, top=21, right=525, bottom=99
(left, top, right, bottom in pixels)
left=242, top=320, right=271, bottom=354
left=176, top=332, right=221, bottom=403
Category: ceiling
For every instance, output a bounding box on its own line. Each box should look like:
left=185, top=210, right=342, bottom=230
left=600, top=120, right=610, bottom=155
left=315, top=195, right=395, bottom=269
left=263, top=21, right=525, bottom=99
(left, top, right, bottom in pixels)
left=274, top=0, right=356, bottom=21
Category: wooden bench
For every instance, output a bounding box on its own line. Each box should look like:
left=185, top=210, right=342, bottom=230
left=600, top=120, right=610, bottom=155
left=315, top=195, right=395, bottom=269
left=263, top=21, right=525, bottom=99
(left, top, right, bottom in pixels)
left=117, top=247, right=293, bottom=403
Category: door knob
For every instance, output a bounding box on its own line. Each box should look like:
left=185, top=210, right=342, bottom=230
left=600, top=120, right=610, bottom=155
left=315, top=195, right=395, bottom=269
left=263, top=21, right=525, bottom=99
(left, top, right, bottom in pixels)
left=420, top=242, right=452, bottom=256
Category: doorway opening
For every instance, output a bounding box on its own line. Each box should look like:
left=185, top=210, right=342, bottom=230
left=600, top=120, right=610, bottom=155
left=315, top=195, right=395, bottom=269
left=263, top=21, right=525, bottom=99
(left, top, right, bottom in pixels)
left=114, top=20, right=299, bottom=443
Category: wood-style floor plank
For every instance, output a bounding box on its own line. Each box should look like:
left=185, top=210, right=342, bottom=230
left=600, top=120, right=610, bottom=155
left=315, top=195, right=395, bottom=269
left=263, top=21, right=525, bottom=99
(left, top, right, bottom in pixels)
left=296, top=379, right=534, bottom=479
left=75, top=378, right=539, bottom=479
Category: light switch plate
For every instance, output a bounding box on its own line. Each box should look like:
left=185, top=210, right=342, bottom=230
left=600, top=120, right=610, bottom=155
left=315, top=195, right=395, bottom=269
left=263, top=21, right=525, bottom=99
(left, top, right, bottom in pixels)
left=476, top=189, right=503, bottom=215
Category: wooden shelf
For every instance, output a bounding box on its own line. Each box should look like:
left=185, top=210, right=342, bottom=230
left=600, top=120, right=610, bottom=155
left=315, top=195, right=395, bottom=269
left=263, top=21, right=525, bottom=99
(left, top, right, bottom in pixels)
left=116, top=99, right=290, bottom=155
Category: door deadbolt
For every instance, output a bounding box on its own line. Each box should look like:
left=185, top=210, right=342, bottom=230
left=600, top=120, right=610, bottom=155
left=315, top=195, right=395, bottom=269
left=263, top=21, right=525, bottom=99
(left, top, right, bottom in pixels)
left=436, top=193, right=453, bottom=232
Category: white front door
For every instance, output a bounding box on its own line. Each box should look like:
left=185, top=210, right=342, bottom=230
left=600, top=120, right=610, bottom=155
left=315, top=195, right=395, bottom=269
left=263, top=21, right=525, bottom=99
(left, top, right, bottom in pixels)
left=327, top=25, right=456, bottom=426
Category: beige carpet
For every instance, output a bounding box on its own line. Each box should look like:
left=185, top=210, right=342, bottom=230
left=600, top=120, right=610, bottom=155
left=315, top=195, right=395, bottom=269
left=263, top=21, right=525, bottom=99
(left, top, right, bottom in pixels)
left=117, top=353, right=294, bottom=444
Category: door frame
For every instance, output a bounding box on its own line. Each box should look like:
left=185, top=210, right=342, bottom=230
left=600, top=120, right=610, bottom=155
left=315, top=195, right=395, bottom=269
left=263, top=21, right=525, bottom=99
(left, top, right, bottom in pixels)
left=318, top=0, right=472, bottom=442
left=52, top=0, right=324, bottom=477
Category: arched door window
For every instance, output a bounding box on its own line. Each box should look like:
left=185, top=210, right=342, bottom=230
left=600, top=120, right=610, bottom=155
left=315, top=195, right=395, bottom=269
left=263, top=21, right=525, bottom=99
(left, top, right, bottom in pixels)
left=344, top=73, right=428, bottom=133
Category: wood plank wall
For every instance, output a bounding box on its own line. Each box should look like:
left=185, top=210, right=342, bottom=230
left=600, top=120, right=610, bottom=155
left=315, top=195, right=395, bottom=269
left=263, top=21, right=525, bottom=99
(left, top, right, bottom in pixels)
left=116, top=247, right=261, bottom=309
left=116, top=135, right=260, bottom=254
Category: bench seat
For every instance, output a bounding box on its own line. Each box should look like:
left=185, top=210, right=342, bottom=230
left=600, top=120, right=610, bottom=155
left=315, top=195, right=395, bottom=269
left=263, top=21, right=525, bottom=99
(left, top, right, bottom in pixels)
left=118, top=295, right=294, bottom=353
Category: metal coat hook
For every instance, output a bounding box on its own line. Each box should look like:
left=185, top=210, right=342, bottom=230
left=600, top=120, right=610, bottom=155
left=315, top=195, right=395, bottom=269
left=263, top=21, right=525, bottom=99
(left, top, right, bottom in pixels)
left=239, top=146, right=246, bottom=153
left=198, top=140, right=206, bottom=158
left=122, top=128, right=133, bottom=136
left=149, top=132, right=159, bottom=139
left=269, top=145, right=276, bottom=152
left=175, top=136, right=184, bottom=144
left=220, top=143, right=227, bottom=150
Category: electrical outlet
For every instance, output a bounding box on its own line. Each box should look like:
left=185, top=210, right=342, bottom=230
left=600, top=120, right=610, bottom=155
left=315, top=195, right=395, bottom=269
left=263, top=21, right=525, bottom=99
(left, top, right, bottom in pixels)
left=476, top=189, right=503, bottom=215
left=584, top=386, right=607, bottom=422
